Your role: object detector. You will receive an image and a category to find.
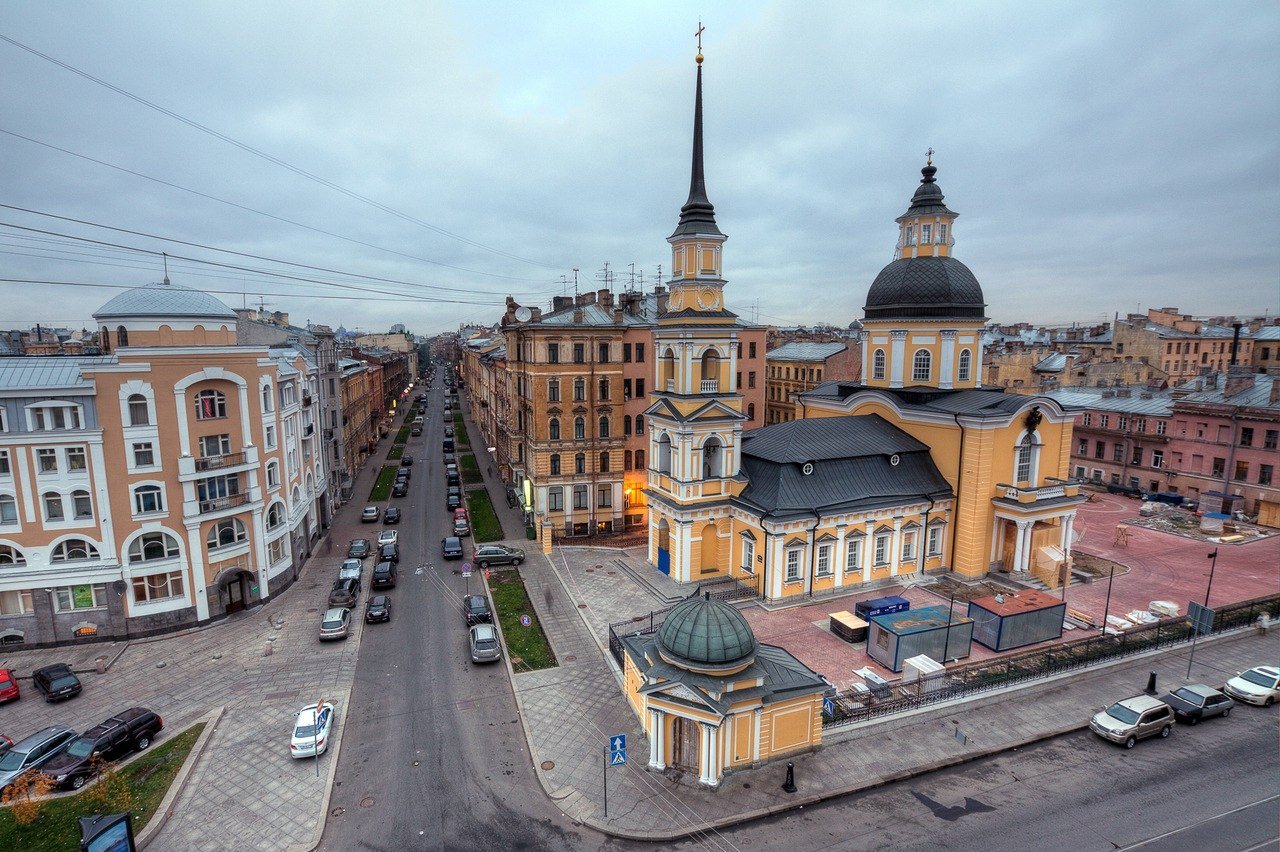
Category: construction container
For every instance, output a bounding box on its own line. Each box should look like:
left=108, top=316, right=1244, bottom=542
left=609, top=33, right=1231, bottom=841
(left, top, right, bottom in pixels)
left=854, top=595, right=910, bottom=621
left=867, top=605, right=973, bottom=672
left=967, top=590, right=1066, bottom=652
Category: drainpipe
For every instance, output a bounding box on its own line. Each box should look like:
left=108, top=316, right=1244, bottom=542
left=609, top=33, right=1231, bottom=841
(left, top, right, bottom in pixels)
left=804, top=512, right=820, bottom=598
left=917, top=494, right=937, bottom=574
left=949, top=412, right=967, bottom=573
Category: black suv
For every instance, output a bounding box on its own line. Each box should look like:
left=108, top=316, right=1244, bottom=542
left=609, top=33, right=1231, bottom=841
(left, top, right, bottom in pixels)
left=392, top=480, right=409, bottom=498
left=378, top=542, right=400, bottom=565
left=371, top=561, right=398, bottom=589
left=462, top=594, right=492, bottom=626
left=347, top=539, right=372, bottom=559
left=33, top=663, right=82, bottom=702
left=41, top=708, right=163, bottom=790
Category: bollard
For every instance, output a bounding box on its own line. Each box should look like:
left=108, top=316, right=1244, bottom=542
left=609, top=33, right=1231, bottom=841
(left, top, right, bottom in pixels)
left=1144, top=671, right=1157, bottom=696
left=782, top=761, right=797, bottom=794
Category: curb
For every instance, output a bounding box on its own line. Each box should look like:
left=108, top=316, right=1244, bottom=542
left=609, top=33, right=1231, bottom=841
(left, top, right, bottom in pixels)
left=292, top=685, right=354, bottom=852
left=136, top=704, right=226, bottom=850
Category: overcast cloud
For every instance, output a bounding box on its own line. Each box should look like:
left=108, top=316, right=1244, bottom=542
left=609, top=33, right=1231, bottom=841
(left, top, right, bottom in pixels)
left=1, top=1, right=1276, bottom=336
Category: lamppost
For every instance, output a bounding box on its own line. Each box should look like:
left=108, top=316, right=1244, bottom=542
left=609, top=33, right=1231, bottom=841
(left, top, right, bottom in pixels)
left=1100, top=564, right=1115, bottom=636
left=1186, top=549, right=1219, bottom=679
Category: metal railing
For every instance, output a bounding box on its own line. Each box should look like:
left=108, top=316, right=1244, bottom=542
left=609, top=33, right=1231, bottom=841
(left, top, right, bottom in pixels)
left=196, top=493, right=249, bottom=514
left=821, top=593, right=1280, bottom=729
left=194, top=452, right=246, bottom=472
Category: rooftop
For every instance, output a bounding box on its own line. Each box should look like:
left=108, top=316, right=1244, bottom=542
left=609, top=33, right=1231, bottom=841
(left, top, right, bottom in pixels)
left=94, top=281, right=237, bottom=321
left=1044, top=387, right=1174, bottom=416
left=0, top=356, right=115, bottom=391
left=766, top=341, right=848, bottom=362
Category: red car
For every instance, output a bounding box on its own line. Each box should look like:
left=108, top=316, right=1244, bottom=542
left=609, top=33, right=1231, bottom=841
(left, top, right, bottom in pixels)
left=0, top=668, right=19, bottom=704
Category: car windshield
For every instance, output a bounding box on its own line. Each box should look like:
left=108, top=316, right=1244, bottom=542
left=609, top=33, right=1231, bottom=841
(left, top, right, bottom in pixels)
left=1241, top=669, right=1277, bottom=687
left=294, top=723, right=317, bottom=738
left=66, top=737, right=96, bottom=758
left=0, top=749, right=32, bottom=770
left=49, top=675, right=79, bottom=690
left=1105, top=704, right=1140, bottom=724
left=1171, top=688, right=1204, bottom=706
left=322, top=614, right=345, bottom=627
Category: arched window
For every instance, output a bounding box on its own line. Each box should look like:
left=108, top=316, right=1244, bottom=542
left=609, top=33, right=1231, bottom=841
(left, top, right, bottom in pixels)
left=128, top=394, right=150, bottom=426
left=1015, top=432, right=1041, bottom=485
left=574, top=417, right=585, bottom=440
left=656, top=434, right=672, bottom=474
left=661, top=347, right=677, bottom=390
left=72, top=489, right=92, bottom=520
left=128, top=531, right=179, bottom=563
left=598, top=415, right=610, bottom=438
left=116, top=325, right=129, bottom=347
left=872, top=348, right=886, bottom=380
left=599, top=451, right=610, bottom=472
left=207, top=518, right=248, bottom=549
left=266, top=502, right=285, bottom=529
left=52, top=538, right=98, bottom=562
left=957, top=348, right=972, bottom=382
left=635, top=415, right=644, bottom=435
left=574, top=453, right=586, bottom=475
left=635, top=449, right=646, bottom=470
left=702, top=436, right=723, bottom=479
left=42, top=491, right=64, bottom=521
left=747, top=402, right=756, bottom=420
left=0, top=544, right=26, bottom=565
left=100, top=326, right=110, bottom=354
left=700, top=349, right=720, bottom=391
left=261, top=384, right=274, bottom=413
left=194, top=389, right=227, bottom=420
left=912, top=349, right=932, bottom=383
left=132, top=484, right=164, bottom=515
left=548, top=418, right=561, bottom=441
left=550, top=454, right=561, bottom=475
left=266, top=461, right=281, bottom=488
left=624, top=450, right=633, bottom=470
left=0, top=494, right=17, bottom=525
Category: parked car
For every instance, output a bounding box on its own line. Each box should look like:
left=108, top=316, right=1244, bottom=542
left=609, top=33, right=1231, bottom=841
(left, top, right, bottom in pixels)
left=441, top=536, right=464, bottom=560
left=1224, top=665, right=1280, bottom=706
left=0, top=725, right=76, bottom=795
left=378, top=543, right=400, bottom=565
left=413, top=416, right=425, bottom=425
left=365, top=595, right=392, bottom=623
left=0, top=734, right=12, bottom=758
left=469, top=624, right=502, bottom=664
left=411, top=425, right=423, bottom=437
left=446, top=488, right=463, bottom=512
left=0, top=668, right=19, bottom=704
left=361, top=505, right=380, bottom=523
left=384, top=507, right=401, bottom=524
left=41, top=708, right=164, bottom=790
left=1090, top=695, right=1174, bottom=748
left=474, top=544, right=525, bottom=568
left=377, top=530, right=399, bottom=546
left=290, top=702, right=335, bottom=758
left=347, top=538, right=371, bottom=559
left=443, top=439, right=455, bottom=454
left=33, top=663, right=82, bottom=702
left=328, top=578, right=361, bottom=608
left=453, top=517, right=471, bottom=537
left=1161, top=684, right=1234, bottom=724
left=444, top=426, right=454, bottom=438
left=372, top=561, right=398, bottom=589
left=395, top=467, right=411, bottom=482
left=445, top=462, right=459, bottom=479
left=392, top=481, right=409, bottom=498
left=446, top=472, right=461, bottom=488
left=339, top=559, right=363, bottom=581
left=463, top=594, right=492, bottom=626
left=401, top=455, right=414, bottom=467
left=319, top=607, right=352, bottom=641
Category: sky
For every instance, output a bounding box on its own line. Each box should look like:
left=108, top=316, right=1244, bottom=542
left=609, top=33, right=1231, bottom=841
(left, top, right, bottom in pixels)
left=1, top=1, right=1277, bottom=337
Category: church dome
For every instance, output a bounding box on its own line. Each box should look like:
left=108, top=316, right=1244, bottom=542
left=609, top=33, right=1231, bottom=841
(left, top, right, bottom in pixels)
left=94, top=281, right=236, bottom=321
left=658, top=593, right=757, bottom=673
left=864, top=255, right=987, bottom=321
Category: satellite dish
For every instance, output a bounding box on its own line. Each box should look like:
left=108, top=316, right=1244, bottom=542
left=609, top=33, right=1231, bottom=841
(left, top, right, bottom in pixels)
left=514, top=306, right=533, bottom=323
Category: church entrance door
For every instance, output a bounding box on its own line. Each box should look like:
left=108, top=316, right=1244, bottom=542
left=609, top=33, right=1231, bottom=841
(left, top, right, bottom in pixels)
left=671, top=716, right=700, bottom=772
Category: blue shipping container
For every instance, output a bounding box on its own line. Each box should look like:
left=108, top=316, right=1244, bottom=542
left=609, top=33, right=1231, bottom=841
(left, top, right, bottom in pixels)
left=855, top=595, right=910, bottom=621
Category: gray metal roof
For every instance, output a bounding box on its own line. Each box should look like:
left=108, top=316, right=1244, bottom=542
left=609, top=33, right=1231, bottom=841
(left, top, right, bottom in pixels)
left=1255, top=325, right=1280, bottom=340
left=0, top=356, right=115, bottom=390
left=1044, top=388, right=1173, bottom=416
left=766, top=341, right=848, bottom=362
left=94, top=281, right=237, bottom=320
left=1173, top=373, right=1279, bottom=409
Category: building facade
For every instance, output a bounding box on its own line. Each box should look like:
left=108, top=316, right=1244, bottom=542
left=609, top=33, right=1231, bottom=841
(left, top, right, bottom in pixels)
left=764, top=340, right=860, bottom=424
left=1045, top=387, right=1174, bottom=492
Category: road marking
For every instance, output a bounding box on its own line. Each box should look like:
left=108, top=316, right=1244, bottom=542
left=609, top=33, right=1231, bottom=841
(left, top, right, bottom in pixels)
left=1119, top=794, right=1280, bottom=849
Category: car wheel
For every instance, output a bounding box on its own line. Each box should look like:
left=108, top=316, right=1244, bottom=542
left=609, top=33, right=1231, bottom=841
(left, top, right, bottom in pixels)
left=1124, top=735, right=1136, bottom=749
left=1159, top=725, right=1171, bottom=738
left=136, top=735, right=151, bottom=750
left=513, top=557, right=523, bottom=566
left=1188, top=716, right=1198, bottom=726
left=1222, top=706, right=1231, bottom=717
left=71, top=775, right=86, bottom=790
left=1266, top=697, right=1275, bottom=708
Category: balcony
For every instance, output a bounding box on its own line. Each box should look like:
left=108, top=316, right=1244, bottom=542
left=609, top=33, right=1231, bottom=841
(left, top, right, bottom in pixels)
left=197, top=493, right=249, bottom=514
left=193, top=451, right=247, bottom=472
left=993, top=480, right=1085, bottom=509
left=302, top=392, right=313, bottom=407
left=179, top=446, right=258, bottom=481
left=700, top=379, right=719, bottom=394
left=303, top=424, right=314, bottom=437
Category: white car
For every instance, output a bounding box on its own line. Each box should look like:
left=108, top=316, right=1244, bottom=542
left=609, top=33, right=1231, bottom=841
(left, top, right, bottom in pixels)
left=1224, top=665, right=1280, bottom=707
left=339, top=559, right=362, bottom=580
left=377, top=530, right=398, bottom=547
left=290, top=702, right=335, bottom=758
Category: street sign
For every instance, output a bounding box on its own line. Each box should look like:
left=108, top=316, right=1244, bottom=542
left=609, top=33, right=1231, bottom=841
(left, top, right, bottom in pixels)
left=822, top=697, right=835, bottom=717
left=462, top=562, right=473, bottom=578
left=519, top=614, right=532, bottom=627
left=1187, top=601, right=1215, bottom=636
left=608, top=734, right=626, bottom=766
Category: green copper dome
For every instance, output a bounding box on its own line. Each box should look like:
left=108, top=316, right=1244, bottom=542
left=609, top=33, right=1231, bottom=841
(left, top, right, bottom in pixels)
left=658, top=593, right=757, bottom=673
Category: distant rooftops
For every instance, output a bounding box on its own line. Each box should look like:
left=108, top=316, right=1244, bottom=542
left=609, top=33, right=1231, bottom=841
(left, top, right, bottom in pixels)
left=766, top=341, right=848, bottom=362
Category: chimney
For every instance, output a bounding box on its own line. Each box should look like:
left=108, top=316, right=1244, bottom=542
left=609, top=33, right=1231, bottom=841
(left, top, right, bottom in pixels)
left=529, top=307, right=541, bottom=322
left=1229, top=322, right=1243, bottom=365
left=1116, top=388, right=1131, bottom=398
left=552, top=295, right=573, bottom=312
left=1139, top=391, right=1153, bottom=400
left=1270, top=378, right=1279, bottom=404
left=573, top=308, right=584, bottom=323
left=598, top=289, right=613, bottom=309
left=614, top=307, right=624, bottom=325
left=1224, top=365, right=1255, bottom=398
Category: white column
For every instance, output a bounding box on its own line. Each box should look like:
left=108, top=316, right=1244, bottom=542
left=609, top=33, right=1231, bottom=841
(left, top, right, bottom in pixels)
left=889, top=330, right=907, bottom=388
left=889, top=516, right=903, bottom=576
left=648, top=709, right=665, bottom=769
left=188, top=527, right=210, bottom=621
left=834, top=524, right=847, bottom=588
left=863, top=519, right=875, bottom=582
left=939, top=330, right=956, bottom=390
left=678, top=521, right=693, bottom=582
left=1063, top=513, right=1075, bottom=557
left=1014, top=520, right=1032, bottom=573
left=699, top=723, right=718, bottom=786
left=974, top=336, right=985, bottom=388
left=991, top=516, right=1003, bottom=565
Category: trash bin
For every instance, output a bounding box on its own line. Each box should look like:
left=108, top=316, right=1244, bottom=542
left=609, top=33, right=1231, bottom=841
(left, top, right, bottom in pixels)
left=95, top=656, right=108, bottom=674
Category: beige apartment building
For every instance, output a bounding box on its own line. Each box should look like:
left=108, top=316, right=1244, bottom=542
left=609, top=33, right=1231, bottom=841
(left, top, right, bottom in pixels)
left=764, top=340, right=860, bottom=424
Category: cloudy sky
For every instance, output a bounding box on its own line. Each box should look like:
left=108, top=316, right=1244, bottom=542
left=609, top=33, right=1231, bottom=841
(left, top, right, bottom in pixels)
left=2, top=1, right=1277, bottom=336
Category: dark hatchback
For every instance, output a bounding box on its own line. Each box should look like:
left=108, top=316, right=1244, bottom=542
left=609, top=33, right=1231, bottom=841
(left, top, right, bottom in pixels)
left=1161, top=684, right=1234, bottom=725
left=41, top=708, right=163, bottom=790
left=347, top=539, right=372, bottom=559
left=372, top=561, right=398, bottom=589
left=33, top=663, right=82, bottom=702
left=365, top=595, right=392, bottom=623
left=392, top=481, right=409, bottom=498
left=384, top=507, right=402, bottom=524
left=378, top=543, right=400, bottom=565
left=400, top=455, right=414, bottom=466
left=446, top=488, right=463, bottom=512
left=441, top=536, right=464, bottom=560
left=328, top=578, right=361, bottom=607
left=462, top=594, right=492, bottom=626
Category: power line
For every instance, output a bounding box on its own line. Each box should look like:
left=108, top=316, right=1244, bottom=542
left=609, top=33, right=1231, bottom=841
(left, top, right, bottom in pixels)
left=0, top=126, right=548, bottom=283
left=0, top=32, right=562, bottom=270
left=0, top=278, right=493, bottom=306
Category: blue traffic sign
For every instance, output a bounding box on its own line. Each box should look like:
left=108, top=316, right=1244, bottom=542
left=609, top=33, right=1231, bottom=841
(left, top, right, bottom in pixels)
left=608, top=734, right=626, bottom=766
left=822, top=697, right=835, bottom=717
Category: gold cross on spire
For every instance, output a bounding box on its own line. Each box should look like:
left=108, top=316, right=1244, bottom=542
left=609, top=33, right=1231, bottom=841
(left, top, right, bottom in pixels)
left=926, top=147, right=934, bottom=166
left=695, top=21, right=705, bottom=62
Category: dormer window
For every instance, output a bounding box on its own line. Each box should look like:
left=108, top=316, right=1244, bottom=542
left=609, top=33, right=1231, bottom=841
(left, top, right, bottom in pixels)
left=922, top=224, right=932, bottom=244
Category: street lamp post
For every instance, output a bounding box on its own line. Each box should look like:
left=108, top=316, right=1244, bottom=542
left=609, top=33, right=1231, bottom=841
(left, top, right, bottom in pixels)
left=1100, top=564, right=1115, bottom=636
left=1186, top=549, right=1219, bottom=679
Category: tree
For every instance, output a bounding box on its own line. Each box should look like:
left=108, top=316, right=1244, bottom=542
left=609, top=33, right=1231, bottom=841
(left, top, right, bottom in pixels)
left=85, top=756, right=132, bottom=814
left=1, top=770, right=55, bottom=825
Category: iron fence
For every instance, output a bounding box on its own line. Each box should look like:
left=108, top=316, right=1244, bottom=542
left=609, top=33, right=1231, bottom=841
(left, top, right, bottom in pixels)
left=822, top=593, right=1280, bottom=729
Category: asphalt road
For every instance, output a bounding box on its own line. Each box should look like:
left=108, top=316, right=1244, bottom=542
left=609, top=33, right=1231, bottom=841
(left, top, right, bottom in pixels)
left=319, top=367, right=606, bottom=851
left=676, top=701, right=1279, bottom=852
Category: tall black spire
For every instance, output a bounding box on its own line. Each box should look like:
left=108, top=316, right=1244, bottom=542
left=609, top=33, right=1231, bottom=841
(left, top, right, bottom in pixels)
left=671, top=53, right=723, bottom=239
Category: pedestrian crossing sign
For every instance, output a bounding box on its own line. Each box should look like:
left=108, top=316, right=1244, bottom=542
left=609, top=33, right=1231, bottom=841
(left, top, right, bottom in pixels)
left=608, top=734, right=626, bottom=766
left=610, top=749, right=626, bottom=766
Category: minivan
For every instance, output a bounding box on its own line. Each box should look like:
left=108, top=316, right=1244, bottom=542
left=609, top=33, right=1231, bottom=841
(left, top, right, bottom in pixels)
left=1090, top=695, right=1174, bottom=748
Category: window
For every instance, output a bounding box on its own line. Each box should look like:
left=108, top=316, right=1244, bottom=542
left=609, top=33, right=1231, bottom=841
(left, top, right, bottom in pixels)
left=573, top=378, right=585, bottom=402
left=1134, top=417, right=1147, bottom=433
left=785, top=548, right=802, bottom=582
left=748, top=371, right=756, bottom=389
left=573, top=343, right=585, bottom=363
left=1077, top=438, right=1088, bottom=455
left=128, top=394, right=150, bottom=426
left=1156, top=420, right=1167, bottom=436
left=207, top=518, right=248, bottom=549
left=957, top=349, right=972, bottom=382
left=1265, top=430, right=1278, bottom=450
left=64, top=447, right=87, bottom=473
left=624, top=449, right=633, bottom=470
left=1211, top=457, right=1226, bottom=477
left=0, top=544, right=24, bottom=564
left=51, top=539, right=98, bottom=562
left=845, top=537, right=863, bottom=572
left=266, top=461, right=281, bottom=488
left=816, top=544, right=832, bottom=576
left=636, top=378, right=645, bottom=397
left=132, top=571, right=184, bottom=603
left=901, top=529, right=917, bottom=561
left=550, top=454, right=561, bottom=475
left=1094, top=441, right=1106, bottom=460
left=598, top=416, right=610, bottom=438
left=599, top=451, right=610, bottom=472
left=1112, top=443, right=1124, bottom=463
left=574, top=453, right=586, bottom=475
left=598, top=342, right=610, bottom=363
left=264, top=425, right=277, bottom=451
left=69, top=489, right=91, bottom=520
left=200, top=434, right=231, bottom=458
left=1240, top=427, right=1254, bottom=447
left=873, top=533, right=890, bottom=566
left=133, top=442, right=155, bottom=467
left=37, top=448, right=58, bottom=473
left=572, top=484, right=588, bottom=510
left=635, top=344, right=644, bottom=363
left=128, top=532, right=179, bottom=563
left=1131, top=446, right=1143, bottom=466
left=29, top=403, right=82, bottom=431
left=54, top=583, right=107, bottom=611
left=736, top=372, right=742, bottom=390
left=43, top=491, right=64, bottom=521
left=905, top=225, right=915, bottom=245
left=0, top=495, right=16, bottom=525
left=549, top=418, right=561, bottom=441
left=749, top=341, right=757, bottom=359
left=1233, top=460, right=1249, bottom=482
left=872, top=349, right=886, bottom=380
left=656, top=434, right=672, bottom=474
left=635, top=449, right=645, bottom=470
left=623, top=343, right=632, bottom=363
left=0, top=589, right=33, bottom=615
left=266, top=502, right=285, bottom=529
left=747, top=402, right=756, bottom=420
left=1260, top=464, right=1274, bottom=486
left=635, top=415, right=644, bottom=435
left=623, top=415, right=632, bottom=436
left=547, top=343, right=560, bottom=364
left=548, top=488, right=564, bottom=511
left=1082, top=412, right=1092, bottom=427
left=548, top=379, right=560, bottom=402
left=268, top=537, right=288, bottom=565
left=922, top=224, right=931, bottom=244
left=0, top=450, right=8, bottom=476
left=261, top=384, right=274, bottom=413
left=1016, top=433, right=1039, bottom=483
left=926, top=525, right=943, bottom=556
left=574, top=417, right=585, bottom=440
left=1099, top=414, right=1110, bottom=429
left=194, top=390, right=227, bottom=420
left=598, top=484, right=612, bottom=507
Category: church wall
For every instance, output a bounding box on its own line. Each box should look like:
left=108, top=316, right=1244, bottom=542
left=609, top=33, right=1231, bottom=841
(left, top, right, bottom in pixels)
left=760, top=694, right=821, bottom=760
left=622, top=653, right=645, bottom=720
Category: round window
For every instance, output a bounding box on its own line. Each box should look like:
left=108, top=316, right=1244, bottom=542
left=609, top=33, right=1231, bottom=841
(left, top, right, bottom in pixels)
left=889, top=454, right=901, bottom=466
left=801, top=462, right=814, bottom=476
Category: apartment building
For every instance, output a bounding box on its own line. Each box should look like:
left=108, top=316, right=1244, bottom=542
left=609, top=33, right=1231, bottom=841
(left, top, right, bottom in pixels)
left=764, top=340, right=860, bottom=424
left=1045, top=386, right=1175, bottom=492
left=1113, top=308, right=1256, bottom=384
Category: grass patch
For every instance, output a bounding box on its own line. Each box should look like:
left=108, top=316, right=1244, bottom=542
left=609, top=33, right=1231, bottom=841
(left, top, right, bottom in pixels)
left=0, top=722, right=205, bottom=851
left=466, top=489, right=505, bottom=542
left=387, top=445, right=404, bottom=460
left=369, top=465, right=397, bottom=501
left=453, top=416, right=470, bottom=447
left=460, top=453, right=484, bottom=484
left=394, top=424, right=411, bottom=445
left=489, top=571, right=557, bottom=671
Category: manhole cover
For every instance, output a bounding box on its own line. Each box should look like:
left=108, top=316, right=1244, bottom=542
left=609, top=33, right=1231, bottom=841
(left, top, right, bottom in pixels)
left=585, top=569, right=594, bottom=573
left=594, top=564, right=604, bottom=570
left=331, top=806, right=345, bottom=816
left=360, top=797, right=375, bottom=808
left=541, top=761, right=555, bottom=770
left=307, top=608, right=318, bottom=613
left=564, top=655, right=576, bottom=662
left=607, top=571, right=617, bottom=576
left=578, top=604, right=587, bottom=609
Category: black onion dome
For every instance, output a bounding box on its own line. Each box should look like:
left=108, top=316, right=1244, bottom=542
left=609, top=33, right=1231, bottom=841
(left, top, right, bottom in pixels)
left=658, top=593, right=757, bottom=672
left=902, top=163, right=955, bottom=217
left=864, top=256, right=987, bottom=321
